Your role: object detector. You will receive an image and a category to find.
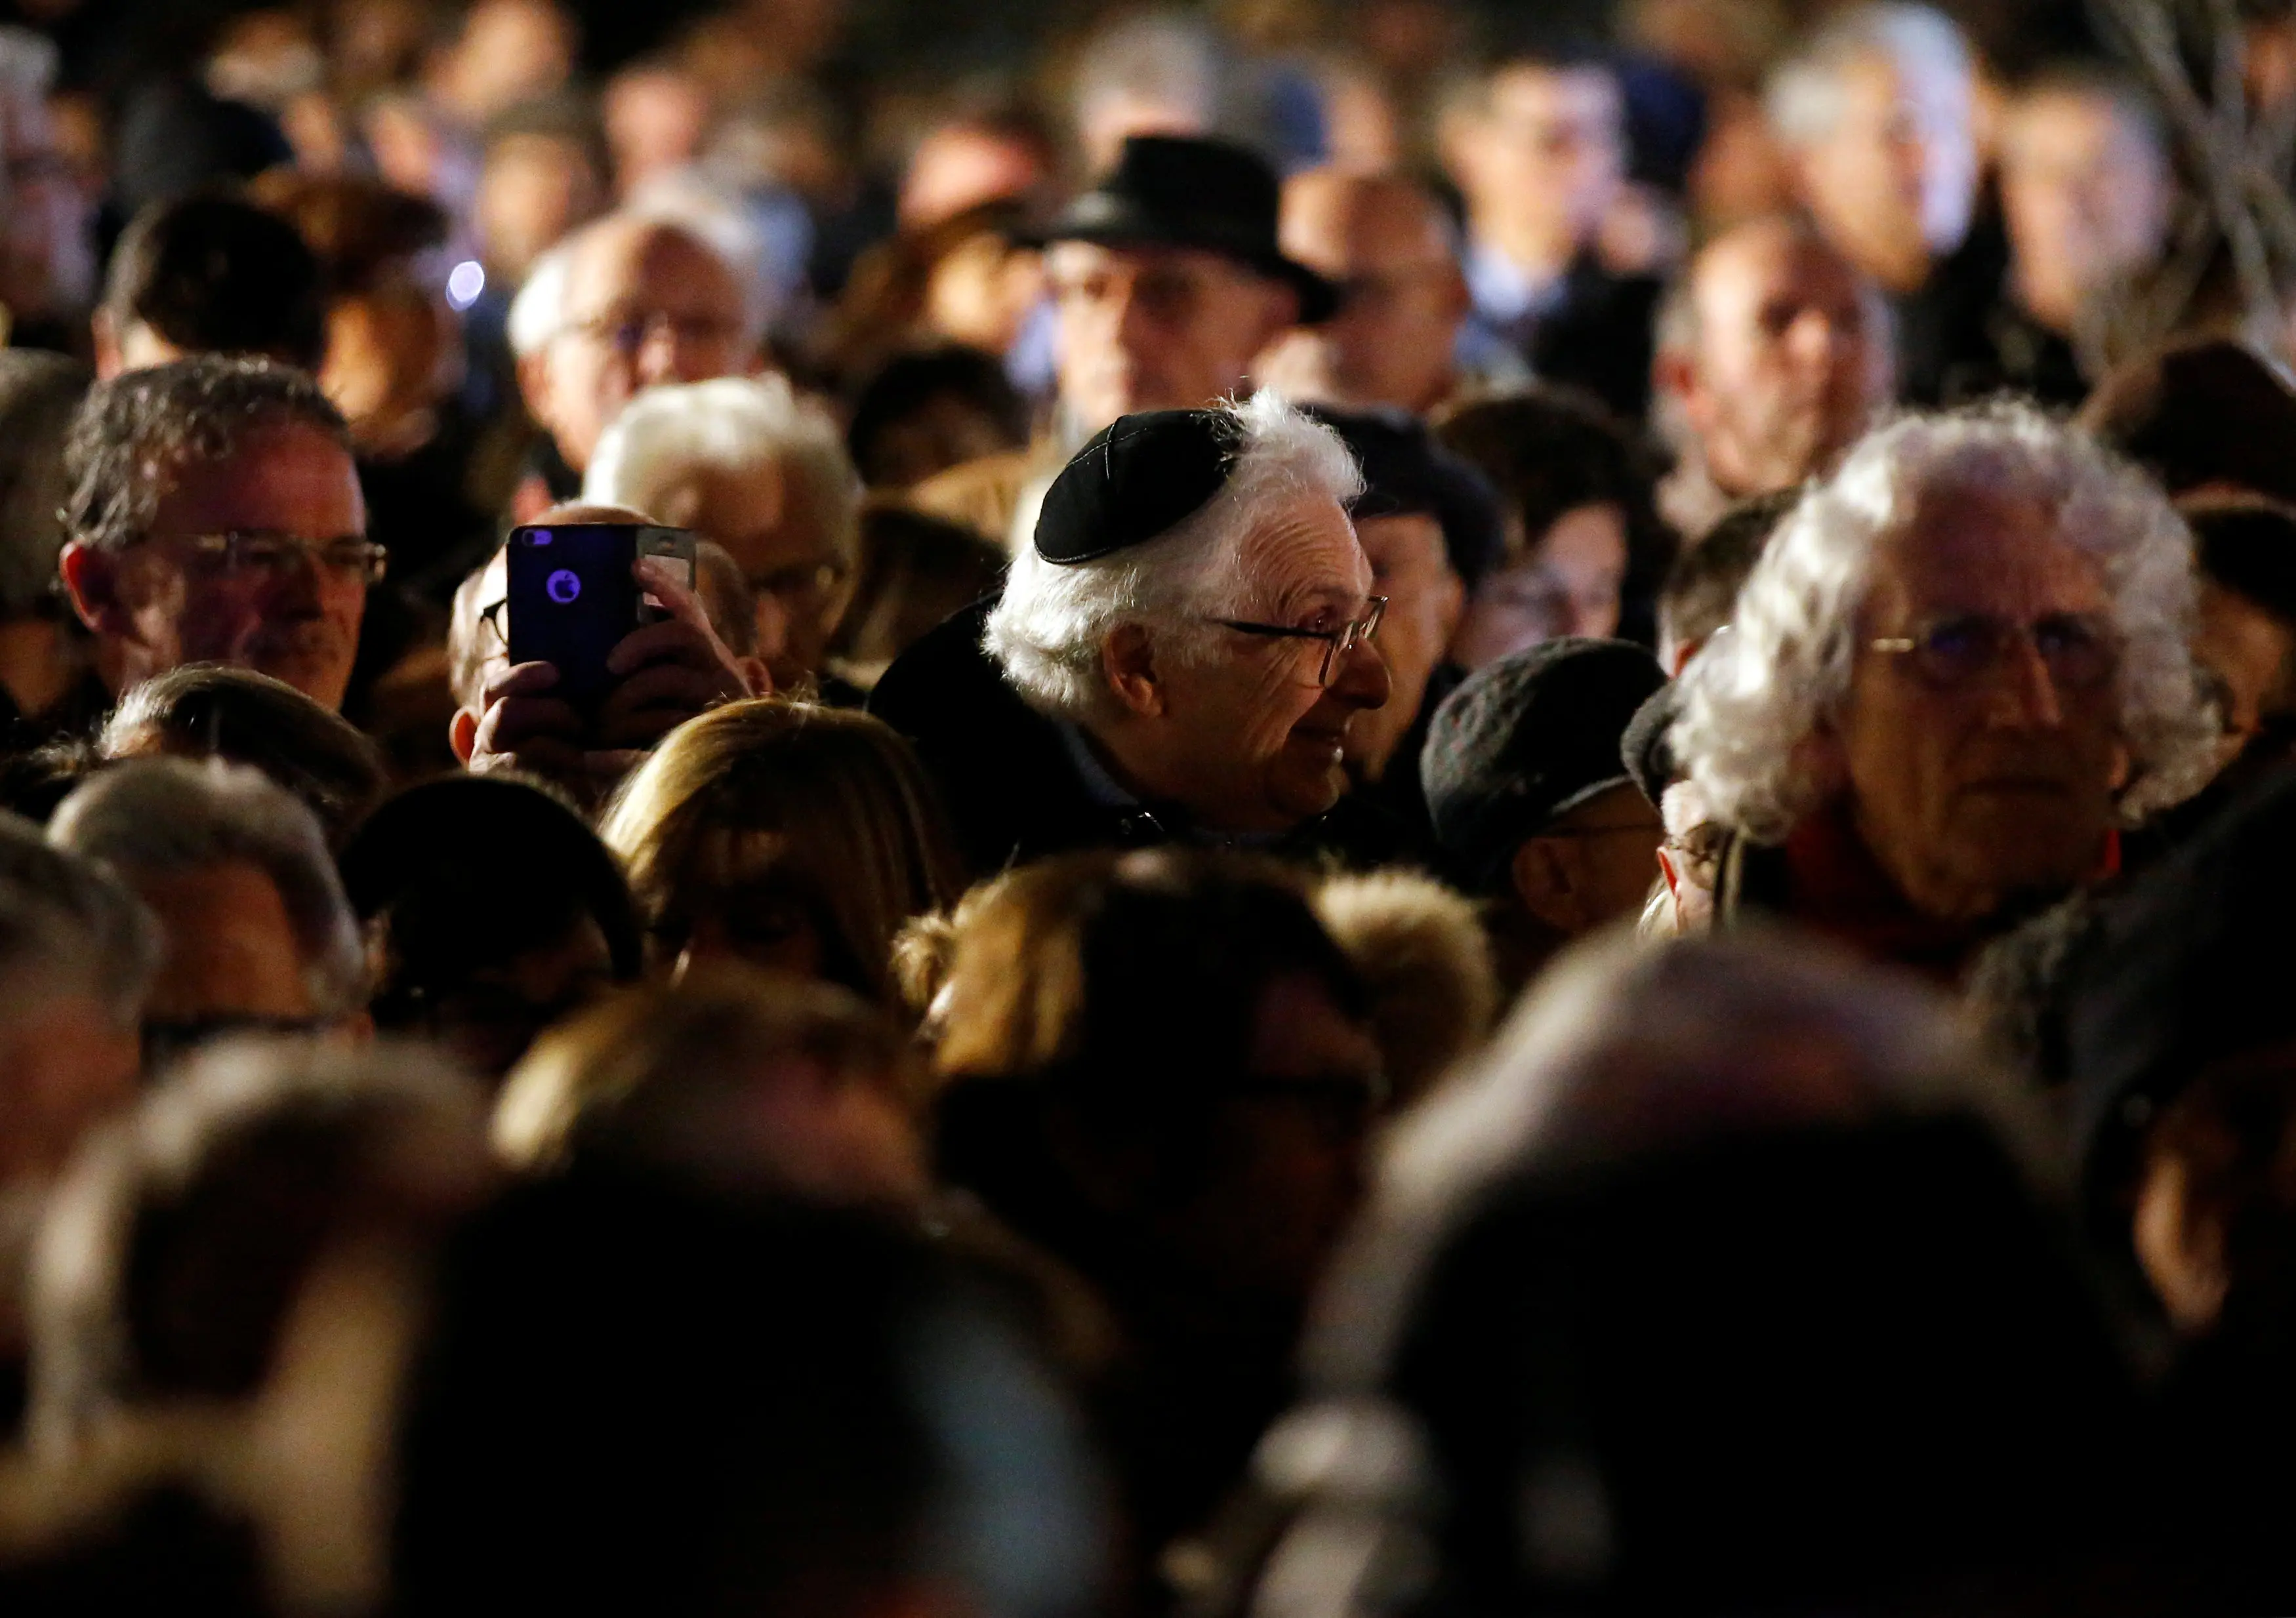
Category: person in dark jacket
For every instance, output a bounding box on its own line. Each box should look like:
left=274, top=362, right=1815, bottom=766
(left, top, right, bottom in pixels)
left=870, top=394, right=1393, bottom=878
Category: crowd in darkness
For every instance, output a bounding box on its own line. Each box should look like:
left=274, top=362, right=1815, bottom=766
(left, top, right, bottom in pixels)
left=13, top=0, right=2296, bottom=1611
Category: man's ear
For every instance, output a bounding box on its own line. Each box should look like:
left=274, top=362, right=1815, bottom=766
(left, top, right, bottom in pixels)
left=1101, top=623, right=1166, bottom=719
left=448, top=705, right=480, bottom=765
left=1509, top=835, right=1586, bottom=935
left=58, top=541, right=126, bottom=634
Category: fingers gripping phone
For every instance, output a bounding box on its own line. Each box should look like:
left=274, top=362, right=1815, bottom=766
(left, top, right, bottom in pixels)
left=505, top=523, right=698, bottom=708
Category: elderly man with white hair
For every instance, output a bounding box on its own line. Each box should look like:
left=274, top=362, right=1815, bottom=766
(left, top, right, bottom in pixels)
left=871, top=393, right=1393, bottom=876
left=584, top=374, right=861, bottom=691
left=1667, top=401, right=2217, bottom=978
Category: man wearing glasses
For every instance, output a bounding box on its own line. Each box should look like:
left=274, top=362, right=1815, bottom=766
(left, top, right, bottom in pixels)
left=57, top=356, right=380, bottom=717
left=508, top=207, right=760, bottom=521
left=872, top=395, right=1391, bottom=879
left=1668, top=403, right=2219, bottom=977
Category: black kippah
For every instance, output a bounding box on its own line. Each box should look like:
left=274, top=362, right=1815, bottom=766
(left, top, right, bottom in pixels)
left=1033, top=409, right=1238, bottom=565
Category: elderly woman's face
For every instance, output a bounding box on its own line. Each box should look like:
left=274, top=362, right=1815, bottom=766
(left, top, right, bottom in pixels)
left=1151, top=491, right=1389, bottom=830
left=1825, top=485, right=2127, bottom=922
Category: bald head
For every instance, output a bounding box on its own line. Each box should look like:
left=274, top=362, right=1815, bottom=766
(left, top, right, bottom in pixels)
left=1660, top=216, right=1891, bottom=497
left=1258, top=169, right=1469, bottom=414
left=527, top=214, right=756, bottom=475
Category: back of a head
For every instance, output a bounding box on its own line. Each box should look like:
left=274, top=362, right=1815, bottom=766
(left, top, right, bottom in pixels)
left=101, top=192, right=328, bottom=374
left=28, top=1037, right=490, bottom=1445
left=932, top=847, right=1364, bottom=1091
left=0, top=809, right=158, bottom=1030
left=98, top=664, right=387, bottom=849
left=583, top=373, right=864, bottom=569
left=493, top=964, right=913, bottom=1190
left=0, top=352, right=92, bottom=624
left=340, top=773, right=642, bottom=1009
left=1265, top=930, right=2144, bottom=1615
left=600, top=700, right=962, bottom=1003
left=393, top=1173, right=1105, bottom=1618
left=1327, top=1114, right=2145, bottom=1614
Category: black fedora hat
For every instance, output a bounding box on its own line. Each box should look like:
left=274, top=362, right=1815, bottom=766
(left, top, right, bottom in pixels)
left=1035, top=134, right=1337, bottom=323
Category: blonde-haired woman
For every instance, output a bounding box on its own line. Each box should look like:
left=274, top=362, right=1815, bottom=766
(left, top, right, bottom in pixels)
left=599, top=698, right=964, bottom=1011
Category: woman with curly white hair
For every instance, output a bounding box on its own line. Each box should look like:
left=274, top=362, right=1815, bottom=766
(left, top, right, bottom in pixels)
left=1665, top=399, right=2217, bottom=975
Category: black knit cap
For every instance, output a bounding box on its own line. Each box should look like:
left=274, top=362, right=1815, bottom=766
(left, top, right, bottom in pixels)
left=1303, top=403, right=1506, bottom=590
left=1033, top=407, right=1240, bottom=565
left=1423, top=637, right=1668, bottom=889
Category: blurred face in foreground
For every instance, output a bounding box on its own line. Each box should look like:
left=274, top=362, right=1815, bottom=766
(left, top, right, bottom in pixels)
left=1148, top=971, right=1385, bottom=1306
left=1670, top=219, right=1892, bottom=498
left=1823, top=487, right=2126, bottom=922
left=1048, top=239, right=1298, bottom=433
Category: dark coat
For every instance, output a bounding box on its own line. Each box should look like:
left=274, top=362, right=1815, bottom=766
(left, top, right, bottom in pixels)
left=868, top=600, right=1415, bottom=880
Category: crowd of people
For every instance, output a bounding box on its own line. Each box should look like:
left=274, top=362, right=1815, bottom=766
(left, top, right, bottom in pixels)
left=5, top=0, right=2296, bottom=1611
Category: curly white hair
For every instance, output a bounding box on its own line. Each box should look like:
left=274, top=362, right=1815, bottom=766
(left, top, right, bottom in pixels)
left=986, top=390, right=1363, bottom=723
left=1670, top=401, right=2216, bottom=843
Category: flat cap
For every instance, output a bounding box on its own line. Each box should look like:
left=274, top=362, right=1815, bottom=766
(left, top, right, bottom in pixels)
left=1032, top=408, right=1240, bottom=565
left=1423, top=637, right=1668, bottom=889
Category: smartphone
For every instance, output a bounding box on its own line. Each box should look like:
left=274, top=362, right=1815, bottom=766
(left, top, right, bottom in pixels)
left=504, top=523, right=698, bottom=706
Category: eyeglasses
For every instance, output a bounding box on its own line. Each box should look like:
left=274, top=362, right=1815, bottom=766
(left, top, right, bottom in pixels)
left=168, top=531, right=388, bottom=585
left=564, top=308, right=745, bottom=357
left=1868, top=611, right=2118, bottom=693
left=1208, top=596, right=1387, bottom=688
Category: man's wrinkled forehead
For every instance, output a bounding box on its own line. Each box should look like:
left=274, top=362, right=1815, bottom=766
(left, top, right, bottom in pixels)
left=1241, top=493, right=1369, bottom=609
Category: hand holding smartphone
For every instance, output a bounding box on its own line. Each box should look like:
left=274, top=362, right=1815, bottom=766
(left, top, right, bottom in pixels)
left=504, top=522, right=699, bottom=706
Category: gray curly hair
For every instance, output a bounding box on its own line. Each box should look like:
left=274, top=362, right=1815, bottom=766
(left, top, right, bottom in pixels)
left=1671, top=401, right=2216, bottom=843
left=985, top=390, right=1363, bottom=723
